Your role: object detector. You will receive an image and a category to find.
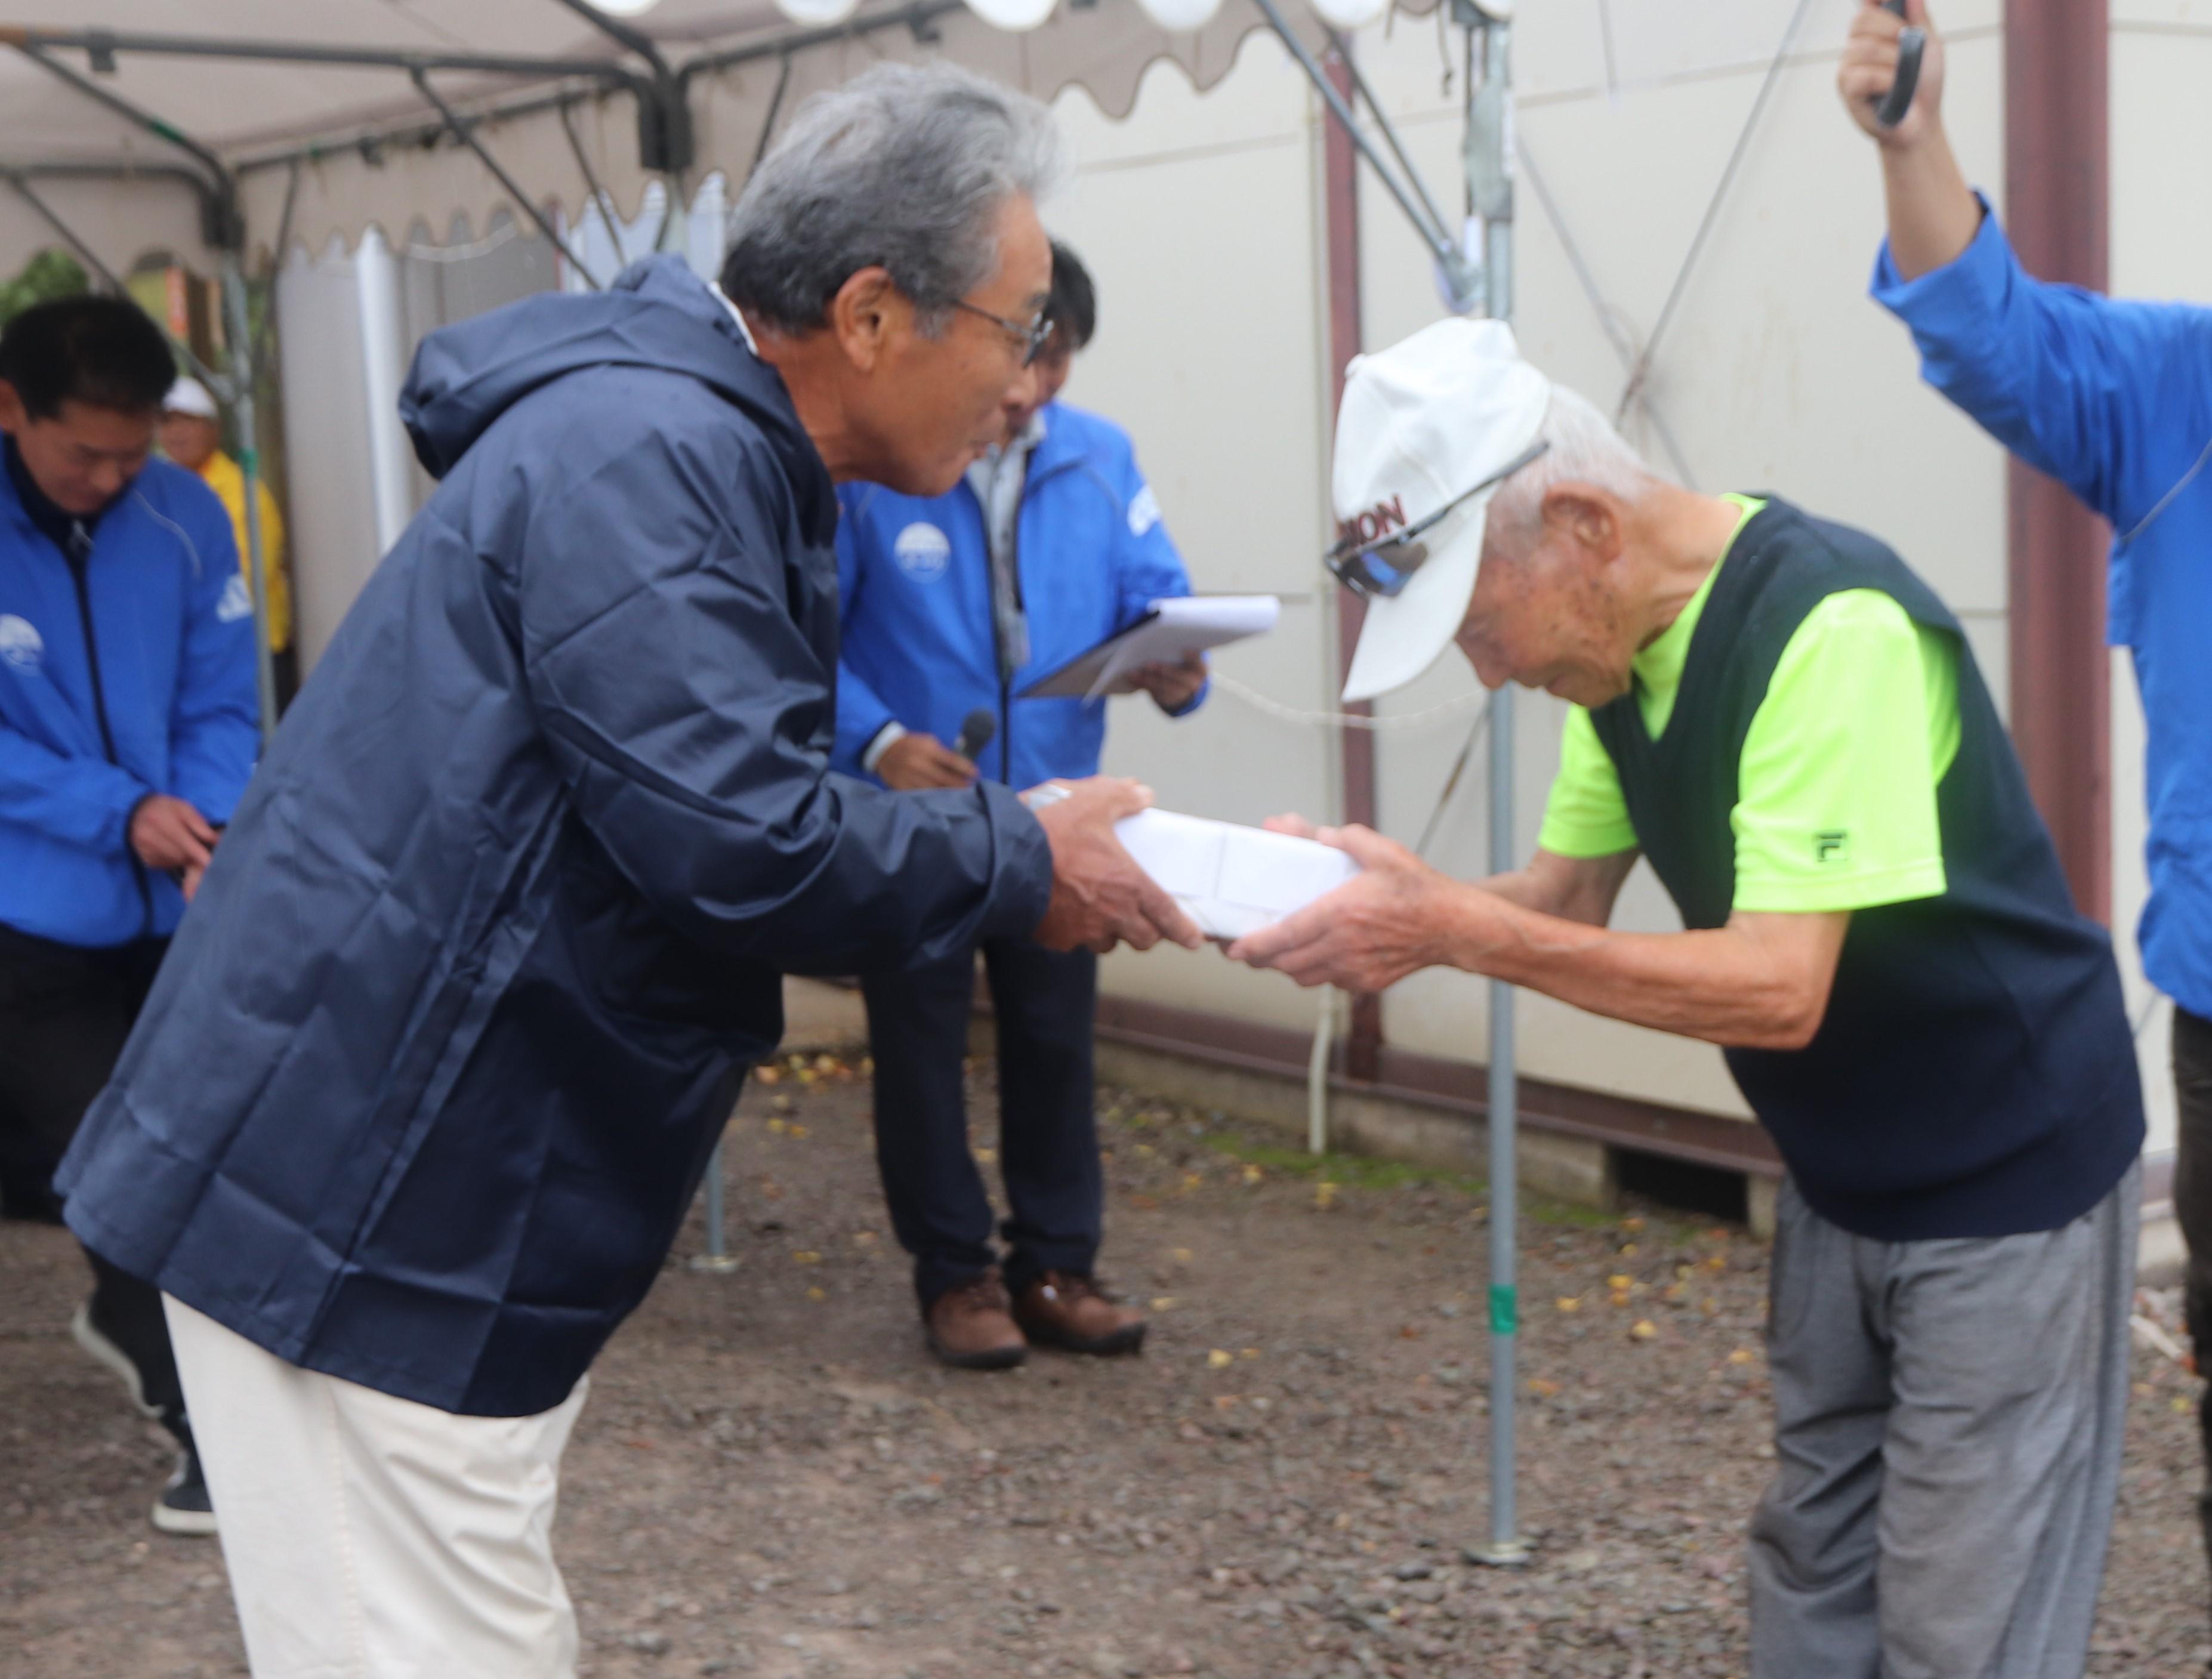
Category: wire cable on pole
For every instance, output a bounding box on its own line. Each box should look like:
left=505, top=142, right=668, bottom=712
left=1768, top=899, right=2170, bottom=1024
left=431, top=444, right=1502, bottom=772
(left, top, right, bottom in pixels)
left=1516, top=137, right=1698, bottom=488
left=1613, top=0, right=1820, bottom=428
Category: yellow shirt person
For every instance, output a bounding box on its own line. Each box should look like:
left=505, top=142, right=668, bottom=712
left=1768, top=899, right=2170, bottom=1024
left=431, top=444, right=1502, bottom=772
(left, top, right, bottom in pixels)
left=159, top=378, right=291, bottom=653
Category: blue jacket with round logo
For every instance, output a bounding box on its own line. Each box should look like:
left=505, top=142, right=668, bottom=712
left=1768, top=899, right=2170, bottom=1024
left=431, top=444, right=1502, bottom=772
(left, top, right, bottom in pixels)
left=832, top=402, right=1199, bottom=790
left=0, top=449, right=259, bottom=947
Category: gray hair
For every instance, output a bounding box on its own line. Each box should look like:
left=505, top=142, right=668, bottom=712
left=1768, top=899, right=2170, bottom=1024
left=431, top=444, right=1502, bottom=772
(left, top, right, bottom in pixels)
left=720, top=63, right=1064, bottom=337
left=1487, top=384, right=1662, bottom=554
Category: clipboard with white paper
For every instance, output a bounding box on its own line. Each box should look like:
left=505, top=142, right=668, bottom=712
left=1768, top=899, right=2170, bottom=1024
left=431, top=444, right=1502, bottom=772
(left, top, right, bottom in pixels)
left=1017, top=594, right=1280, bottom=702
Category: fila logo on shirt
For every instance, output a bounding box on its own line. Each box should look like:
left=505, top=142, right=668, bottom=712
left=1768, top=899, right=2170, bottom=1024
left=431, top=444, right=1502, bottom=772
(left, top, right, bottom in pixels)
left=0, top=614, right=44, bottom=672
left=1815, top=830, right=1850, bottom=863
left=893, top=522, right=952, bottom=582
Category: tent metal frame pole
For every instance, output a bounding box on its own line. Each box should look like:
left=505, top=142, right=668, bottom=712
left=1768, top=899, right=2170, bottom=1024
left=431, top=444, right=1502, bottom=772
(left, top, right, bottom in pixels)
left=677, top=1, right=965, bottom=83
left=1461, top=1, right=1528, bottom=1570
left=220, top=254, right=281, bottom=743
left=1248, top=0, right=1479, bottom=309
left=409, top=67, right=601, bottom=288
left=1, top=26, right=645, bottom=91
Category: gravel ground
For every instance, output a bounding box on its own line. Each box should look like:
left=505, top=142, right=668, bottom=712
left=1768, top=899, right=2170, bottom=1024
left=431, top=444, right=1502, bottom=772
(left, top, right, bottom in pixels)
left=5, top=1051, right=2208, bottom=1678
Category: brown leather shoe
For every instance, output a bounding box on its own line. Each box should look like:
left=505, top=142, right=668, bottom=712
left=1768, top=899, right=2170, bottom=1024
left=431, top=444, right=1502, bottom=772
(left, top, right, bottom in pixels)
left=924, top=1270, right=1028, bottom=1371
left=1011, top=1271, right=1147, bottom=1356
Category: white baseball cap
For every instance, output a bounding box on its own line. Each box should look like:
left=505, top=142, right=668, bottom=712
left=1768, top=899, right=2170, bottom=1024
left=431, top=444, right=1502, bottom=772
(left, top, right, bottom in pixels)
left=1332, top=318, right=1550, bottom=702
left=162, top=376, right=218, bottom=420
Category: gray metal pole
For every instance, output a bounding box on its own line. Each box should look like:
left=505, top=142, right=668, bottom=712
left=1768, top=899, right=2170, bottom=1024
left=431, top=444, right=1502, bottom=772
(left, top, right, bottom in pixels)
left=218, top=254, right=279, bottom=744
left=1467, top=5, right=1529, bottom=1569
left=690, top=1135, right=739, bottom=1274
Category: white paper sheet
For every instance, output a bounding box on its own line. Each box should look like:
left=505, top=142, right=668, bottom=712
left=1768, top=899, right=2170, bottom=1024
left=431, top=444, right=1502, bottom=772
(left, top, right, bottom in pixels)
left=1018, top=595, right=1281, bottom=701
left=1113, top=808, right=1361, bottom=940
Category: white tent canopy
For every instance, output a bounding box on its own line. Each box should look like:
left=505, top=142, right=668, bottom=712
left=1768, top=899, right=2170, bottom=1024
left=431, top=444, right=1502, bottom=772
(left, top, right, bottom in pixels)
left=0, top=0, right=1439, bottom=277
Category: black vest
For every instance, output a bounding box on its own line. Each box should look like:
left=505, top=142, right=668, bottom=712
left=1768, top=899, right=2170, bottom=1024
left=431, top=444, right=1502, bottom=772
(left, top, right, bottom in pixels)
left=1587, top=499, right=2142, bottom=1239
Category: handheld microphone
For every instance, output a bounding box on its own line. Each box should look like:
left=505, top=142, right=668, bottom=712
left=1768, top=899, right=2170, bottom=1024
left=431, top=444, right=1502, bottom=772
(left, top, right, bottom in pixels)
left=1876, top=0, right=1926, bottom=130
left=955, top=708, right=997, bottom=762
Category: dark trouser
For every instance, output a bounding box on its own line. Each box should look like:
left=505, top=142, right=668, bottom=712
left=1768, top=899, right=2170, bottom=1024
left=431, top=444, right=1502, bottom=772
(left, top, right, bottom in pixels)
left=2173, top=1007, right=2212, bottom=1595
left=862, top=938, right=1101, bottom=1310
left=0, top=922, right=187, bottom=1433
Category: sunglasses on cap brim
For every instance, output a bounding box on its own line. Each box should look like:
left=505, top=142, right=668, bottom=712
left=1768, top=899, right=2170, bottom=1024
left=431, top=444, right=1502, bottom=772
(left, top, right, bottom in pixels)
left=1324, top=440, right=1551, bottom=600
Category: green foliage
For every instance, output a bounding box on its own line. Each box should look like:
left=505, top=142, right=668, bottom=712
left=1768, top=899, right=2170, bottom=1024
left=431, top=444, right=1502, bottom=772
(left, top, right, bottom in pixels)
left=0, top=250, right=90, bottom=329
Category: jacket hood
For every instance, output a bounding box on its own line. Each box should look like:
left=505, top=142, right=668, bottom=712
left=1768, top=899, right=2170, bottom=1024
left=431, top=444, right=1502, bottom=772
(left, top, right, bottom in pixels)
left=399, top=257, right=828, bottom=527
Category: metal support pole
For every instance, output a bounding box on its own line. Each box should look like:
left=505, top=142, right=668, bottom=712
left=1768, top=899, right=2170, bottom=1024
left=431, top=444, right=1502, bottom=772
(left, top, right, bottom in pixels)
left=1466, top=5, right=1529, bottom=1570
left=220, top=254, right=280, bottom=744
left=409, top=68, right=602, bottom=289
left=1248, top=0, right=1480, bottom=308
left=689, top=1135, right=739, bottom=1274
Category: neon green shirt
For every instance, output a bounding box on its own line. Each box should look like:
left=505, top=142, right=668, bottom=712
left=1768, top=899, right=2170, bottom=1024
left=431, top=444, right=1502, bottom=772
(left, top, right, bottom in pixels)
left=1537, top=495, right=1960, bottom=914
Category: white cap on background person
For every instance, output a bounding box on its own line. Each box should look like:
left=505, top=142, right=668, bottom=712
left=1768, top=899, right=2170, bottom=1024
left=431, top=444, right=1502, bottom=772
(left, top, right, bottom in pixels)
left=1330, top=318, right=1549, bottom=702
left=162, top=376, right=218, bottom=420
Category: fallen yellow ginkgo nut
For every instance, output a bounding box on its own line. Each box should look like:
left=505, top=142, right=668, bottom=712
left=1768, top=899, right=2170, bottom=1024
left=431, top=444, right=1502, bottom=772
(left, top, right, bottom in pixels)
left=1630, top=1320, right=1658, bottom=1340
left=1207, top=1348, right=1233, bottom=1369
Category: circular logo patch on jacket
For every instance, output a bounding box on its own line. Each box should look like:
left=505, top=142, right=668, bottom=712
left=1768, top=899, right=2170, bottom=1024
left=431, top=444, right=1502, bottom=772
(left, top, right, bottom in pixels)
left=893, top=522, right=952, bottom=582
left=0, top=615, right=44, bottom=672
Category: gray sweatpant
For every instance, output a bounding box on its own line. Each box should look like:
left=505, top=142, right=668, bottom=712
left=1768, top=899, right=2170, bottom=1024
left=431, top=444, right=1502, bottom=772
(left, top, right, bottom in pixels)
left=1748, top=1162, right=2139, bottom=1679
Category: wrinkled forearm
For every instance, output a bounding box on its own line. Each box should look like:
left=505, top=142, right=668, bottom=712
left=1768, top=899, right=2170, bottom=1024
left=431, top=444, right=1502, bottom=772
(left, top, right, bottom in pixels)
left=1436, top=891, right=1835, bottom=1050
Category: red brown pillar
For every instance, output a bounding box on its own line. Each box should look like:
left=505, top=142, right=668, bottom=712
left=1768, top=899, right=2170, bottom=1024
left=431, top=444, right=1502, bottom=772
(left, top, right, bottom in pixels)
left=2005, top=0, right=2111, bottom=922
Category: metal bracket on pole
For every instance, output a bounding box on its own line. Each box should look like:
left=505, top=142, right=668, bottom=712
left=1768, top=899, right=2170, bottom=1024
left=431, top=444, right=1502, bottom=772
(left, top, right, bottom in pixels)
left=411, top=68, right=603, bottom=289
left=547, top=0, right=695, bottom=176
left=1247, top=0, right=1482, bottom=312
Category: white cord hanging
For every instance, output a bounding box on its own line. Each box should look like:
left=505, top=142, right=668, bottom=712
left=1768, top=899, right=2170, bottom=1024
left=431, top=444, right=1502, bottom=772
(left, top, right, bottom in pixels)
left=1207, top=668, right=1492, bottom=732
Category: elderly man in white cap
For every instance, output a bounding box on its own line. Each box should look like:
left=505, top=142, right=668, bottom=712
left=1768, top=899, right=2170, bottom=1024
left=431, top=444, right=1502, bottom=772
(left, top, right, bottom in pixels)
left=160, top=375, right=292, bottom=702
left=1232, top=319, right=2145, bottom=1677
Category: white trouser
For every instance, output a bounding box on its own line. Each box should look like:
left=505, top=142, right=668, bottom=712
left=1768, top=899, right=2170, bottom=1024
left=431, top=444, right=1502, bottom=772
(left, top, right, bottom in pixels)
left=163, top=1295, right=588, bottom=1679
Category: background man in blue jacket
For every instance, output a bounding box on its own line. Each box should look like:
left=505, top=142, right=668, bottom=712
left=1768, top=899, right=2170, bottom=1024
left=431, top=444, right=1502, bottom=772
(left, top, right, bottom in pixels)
left=835, top=242, right=1206, bottom=1369
left=54, top=65, right=1198, bottom=1677
left=1841, top=0, right=2212, bottom=1593
left=0, top=294, right=260, bottom=1536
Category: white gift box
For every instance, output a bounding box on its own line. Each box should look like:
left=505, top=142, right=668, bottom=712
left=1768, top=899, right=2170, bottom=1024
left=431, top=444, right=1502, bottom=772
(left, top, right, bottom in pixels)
left=1113, top=808, right=1361, bottom=940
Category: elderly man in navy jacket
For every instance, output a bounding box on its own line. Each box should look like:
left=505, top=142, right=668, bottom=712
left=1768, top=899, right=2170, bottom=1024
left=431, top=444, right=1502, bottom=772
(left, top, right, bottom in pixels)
left=835, top=242, right=1205, bottom=1368
left=57, top=64, right=1198, bottom=1679
left=0, top=294, right=260, bottom=1536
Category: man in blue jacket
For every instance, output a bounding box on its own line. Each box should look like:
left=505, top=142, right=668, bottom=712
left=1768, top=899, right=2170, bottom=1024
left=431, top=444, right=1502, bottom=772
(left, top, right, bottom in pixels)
left=55, top=65, right=1197, bottom=1677
left=1841, top=0, right=2212, bottom=1590
left=0, top=294, right=260, bottom=1536
left=835, top=241, right=1205, bottom=1368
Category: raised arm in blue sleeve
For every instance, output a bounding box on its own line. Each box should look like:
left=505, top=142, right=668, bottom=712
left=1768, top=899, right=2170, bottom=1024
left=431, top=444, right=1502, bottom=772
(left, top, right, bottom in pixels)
left=522, top=419, right=1051, bottom=976
left=1871, top=194, right=2212, bottom=532
left=1109, top=438, right=1208, bottom=718
left=166, top=489, right=261, bottom=823
left=830, top=506, right=899, bottom=777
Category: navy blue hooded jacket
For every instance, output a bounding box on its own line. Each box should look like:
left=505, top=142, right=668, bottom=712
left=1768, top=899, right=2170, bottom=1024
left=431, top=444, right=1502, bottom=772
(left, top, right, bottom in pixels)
left=58, top=258, right=1053, bottom=1415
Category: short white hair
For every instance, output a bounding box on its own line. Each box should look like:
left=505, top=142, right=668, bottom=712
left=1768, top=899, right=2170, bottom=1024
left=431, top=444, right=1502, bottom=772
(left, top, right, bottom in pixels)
left=1488, top=384, right=1660, bottom=553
